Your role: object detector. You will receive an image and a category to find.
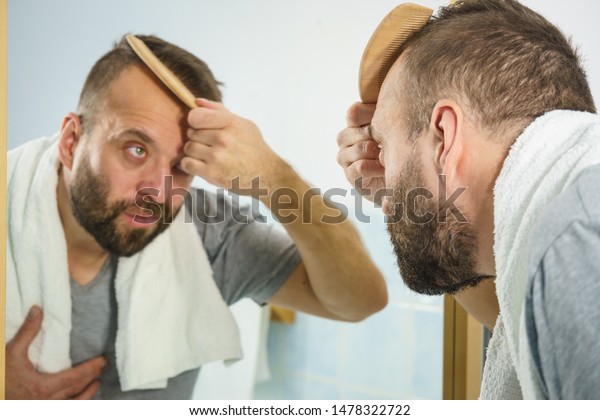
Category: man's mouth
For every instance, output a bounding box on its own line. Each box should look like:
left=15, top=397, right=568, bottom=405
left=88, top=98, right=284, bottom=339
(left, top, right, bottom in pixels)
left=123, top=211, right=160, bottom=227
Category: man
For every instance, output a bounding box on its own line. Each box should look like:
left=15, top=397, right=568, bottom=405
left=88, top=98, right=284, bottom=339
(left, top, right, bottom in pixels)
left=337, top=0, right=600, bottom=399
left=6, top=34, right=387, bottom=399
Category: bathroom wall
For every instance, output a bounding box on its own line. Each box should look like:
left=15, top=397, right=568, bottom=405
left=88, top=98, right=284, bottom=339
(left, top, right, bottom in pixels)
left=8, top=0, right=600, bottom=400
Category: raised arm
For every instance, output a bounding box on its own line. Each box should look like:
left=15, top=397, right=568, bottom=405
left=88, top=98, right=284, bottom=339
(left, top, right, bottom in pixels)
left=181, top=99, right=387, bottom=322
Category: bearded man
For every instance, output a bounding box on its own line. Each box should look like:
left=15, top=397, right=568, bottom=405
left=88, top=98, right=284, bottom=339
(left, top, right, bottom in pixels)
left=337, top=0, right=600, bottom=399
left=6, top=34, right=387, bottom=399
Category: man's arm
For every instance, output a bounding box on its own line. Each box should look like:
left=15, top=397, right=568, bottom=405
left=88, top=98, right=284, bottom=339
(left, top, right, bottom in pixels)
left=261, top=164, right=387, bottom=321
left=182, top=99, right=387, bottom=322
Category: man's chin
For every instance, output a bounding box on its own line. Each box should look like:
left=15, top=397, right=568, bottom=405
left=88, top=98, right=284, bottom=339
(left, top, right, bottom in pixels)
left=399, top=264, right=490, bottom=296
left=106, top=223, right=164, bottom=257
left=108, top=236, right=156, bottom=257
left=103, top=207, right=179, bottom=257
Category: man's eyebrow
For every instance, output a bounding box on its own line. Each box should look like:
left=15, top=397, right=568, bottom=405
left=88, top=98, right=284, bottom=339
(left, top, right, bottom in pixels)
left=114, top=128, right=156, bottom=146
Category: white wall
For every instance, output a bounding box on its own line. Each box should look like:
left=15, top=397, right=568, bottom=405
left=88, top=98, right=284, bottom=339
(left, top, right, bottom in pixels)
left=10, top=1, right=599, bottom=191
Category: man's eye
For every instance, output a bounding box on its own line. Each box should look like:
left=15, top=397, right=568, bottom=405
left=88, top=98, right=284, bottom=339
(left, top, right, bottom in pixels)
left=126, top=146, right=147, bottom=159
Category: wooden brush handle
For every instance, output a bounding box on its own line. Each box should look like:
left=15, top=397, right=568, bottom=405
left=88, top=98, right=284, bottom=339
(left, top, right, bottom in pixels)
left=126, top=35, right=198, bottom=109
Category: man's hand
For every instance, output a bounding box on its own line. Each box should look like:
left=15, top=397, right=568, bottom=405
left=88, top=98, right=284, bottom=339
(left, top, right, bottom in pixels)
left=336, top=102, right=386, bottom=205
left=6, top=306, right=107, bottom=400
left=182, top=98, right=287, bottom=195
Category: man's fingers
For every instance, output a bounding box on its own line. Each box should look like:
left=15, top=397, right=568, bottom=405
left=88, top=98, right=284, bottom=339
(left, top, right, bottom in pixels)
left=180, top=156, right=209, bottom=178
left=70, top=380, right=101, bottom=400
left=9, top=306, right=43, bottom=354
left=55, top=378, right=99, bottom=400
left=184, top=139, right=212, bottom=160
left=336, top=126, right=374, bottom=148
left=186, top=127, right=230, bottom=148
left=45, top=356, right=107, bottom=398
left=348, top=159, right=386, bottom=180
left=194, top=98, right=226, bottom=111
left=346, top=102, right=376, bottom=127
left=337, top=140, right=380, bottom=166
left=188, top=107, right=232, bottom=130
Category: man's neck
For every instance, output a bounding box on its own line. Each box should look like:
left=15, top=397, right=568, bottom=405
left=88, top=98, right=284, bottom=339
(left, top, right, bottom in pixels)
left=57, top=169, right=110, bottom=285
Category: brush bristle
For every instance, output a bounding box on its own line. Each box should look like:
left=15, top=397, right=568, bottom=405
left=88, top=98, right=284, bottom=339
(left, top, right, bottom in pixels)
left=377, top=16, right=431, bottom=87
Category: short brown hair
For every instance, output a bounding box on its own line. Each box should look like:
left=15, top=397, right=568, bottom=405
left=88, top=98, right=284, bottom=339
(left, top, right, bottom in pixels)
left=396, top=0, right=596, bottom=141
left=77, top=34, right=222, bottom=129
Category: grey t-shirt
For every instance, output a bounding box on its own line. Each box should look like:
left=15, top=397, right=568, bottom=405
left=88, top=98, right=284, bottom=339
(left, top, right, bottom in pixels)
left=525, top=164, right=600, bottom=399
left=69, top=189, right=301, bottom=399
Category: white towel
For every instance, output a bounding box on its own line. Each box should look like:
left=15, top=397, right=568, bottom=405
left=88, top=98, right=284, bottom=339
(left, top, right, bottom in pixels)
left=6, top=136, right=243, bottom=391
left=480, top=110, right=600, bottom=399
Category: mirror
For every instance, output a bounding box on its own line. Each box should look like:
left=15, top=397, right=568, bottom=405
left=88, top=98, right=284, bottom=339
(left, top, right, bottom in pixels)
left=7, top=0, right=599, bottom=401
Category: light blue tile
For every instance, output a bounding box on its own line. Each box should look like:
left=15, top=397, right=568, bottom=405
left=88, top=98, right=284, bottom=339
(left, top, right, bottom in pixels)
left=341, top=387, right=400, bottom=400
left=282, top=375, right=341, bottom=400
left=281, top=314, right=341, bottom=379
left=341, top=306, right=413, bottom=396
left=254, top=374, right=283, bottom=400
left=411, top=293, right=444, bottom=307
left=412, top=310, right=443, bottom=399
left=266, top=321, right=285, bottom=370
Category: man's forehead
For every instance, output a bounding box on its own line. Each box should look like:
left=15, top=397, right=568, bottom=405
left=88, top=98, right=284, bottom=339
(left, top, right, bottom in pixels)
left=373, top=55, right=407, bottom=129
left=379, top=53, right=406, bottom=103
left=106, top=65, right=152, bottom=102
left=372, top=88, right=397, bottom=131
left=97, top=66, right=188, bottom=151
left=106, top=64, right=185, bottom=116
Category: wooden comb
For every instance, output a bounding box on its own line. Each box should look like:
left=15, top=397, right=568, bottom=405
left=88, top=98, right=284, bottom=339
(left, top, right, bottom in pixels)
left=359, top=3, right=433, bottom=104
left=126, top=34, right=198, bottom=109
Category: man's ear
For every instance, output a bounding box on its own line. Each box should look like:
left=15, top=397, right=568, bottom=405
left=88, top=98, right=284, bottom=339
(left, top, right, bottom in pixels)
left=58, top=113, right=83, bottom=170
left=430, top=99, right=463, bottom=173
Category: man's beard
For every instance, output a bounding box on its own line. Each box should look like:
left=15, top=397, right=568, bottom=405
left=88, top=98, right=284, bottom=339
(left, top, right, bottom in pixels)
left=386, top=158, right=488, bottom=295
left=69, top=157, right=181, bottom=257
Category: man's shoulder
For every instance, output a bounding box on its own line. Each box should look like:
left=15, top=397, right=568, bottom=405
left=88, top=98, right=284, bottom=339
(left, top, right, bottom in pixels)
left=529, top=164, right=600, bottom=268
left=8, top=136, right=58, bottom=171
left=575, top=164, right=600, bottom=225
left=8, top=136, right=57, bottom=158
left=524, top=165, right=600, bottom=399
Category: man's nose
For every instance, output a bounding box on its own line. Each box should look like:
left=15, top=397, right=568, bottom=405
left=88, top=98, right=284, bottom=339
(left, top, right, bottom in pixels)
left=138, top=166, right=173, bottom=205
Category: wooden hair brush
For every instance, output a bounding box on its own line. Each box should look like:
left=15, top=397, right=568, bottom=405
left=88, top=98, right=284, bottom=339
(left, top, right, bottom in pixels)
left=359, top=3, right=433, bottom=104
left=126, top=34, right=198, bottom=109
